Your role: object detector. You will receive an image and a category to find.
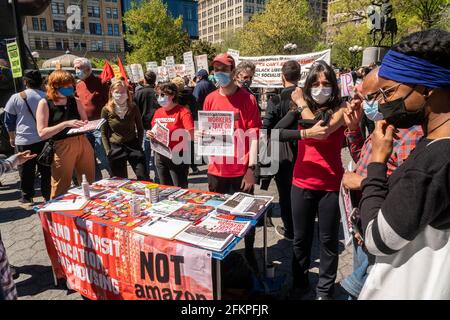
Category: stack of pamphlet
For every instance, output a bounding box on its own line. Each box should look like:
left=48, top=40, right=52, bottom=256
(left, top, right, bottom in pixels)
left=216, top=192, right=273, bottom=219
left=176, top=215, right=251, bottom=251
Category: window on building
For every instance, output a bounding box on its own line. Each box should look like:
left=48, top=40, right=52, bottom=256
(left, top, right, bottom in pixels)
left=214, top=24, right=219, bottom=32
left=34, top=38, right=41, bottom=49
left=214, top=33, right=219, bottom=41
left=73, top=41, right=86, bottom=50
left=89, top=23, right=102, bottom=35
left=228, top=19, right=234, bottom=27
left=214, top=6, right=219, bottom=13
left=202, top=12, right=206, bottom=18
left=208, top=17, right=213, bottom=24
left=32, top=18, right=39, bottom=31
left=92, top=40, right=103, bottom=51
left=106, top=7, right=111, bottom=19
left=208, top=26, right=213, bottom=33
left=114, top=24, right=120, bottom=36
left=51, top=2, right=65, bottom=15
left=221, top=12, right=226, bottom=20
left=228, top=9, right=233, bottom=18
left=235, top=17, right=242, bottom=24
left=108, top=24, right=113, bottom=35
left=88, top=6, right=101, bottom=18
left=214, top=15, right=219, bottom=23
left=55, top=39, right=63, bottom=50
left=40, top=18, right=47, bottom=31
left=221, top=22, right=226, bottom=29
left=208, top=35, right=213, bottom=42
left=236, top=6, right=242, bottom=14
left=228, top=0, right=234, bottom=7
left=220, top=3, right=226, bottom=10
left=208, top=9, right=212, bottom=15
left=235, top=0, right=242, bottom=3
left=246, top=0, right=255, bottom=3
left=202, top=28, right=207, bottom=35
left=42, top=38, right=49, bottom=49
left=244, top=5, right=253, bottom=13
left=256, top=0, right=265, bottom=4
left=112, top=8, right=118, bottom=19
left=63, top=39, right=69, bottom=50
left=53, top=20, right=67, bottom=32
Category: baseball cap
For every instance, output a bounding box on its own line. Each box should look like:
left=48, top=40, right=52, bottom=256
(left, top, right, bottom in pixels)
left=196, top=69, right=208, bottom=78
left=23, top=69, right=43, bottom=86
left=213, top=53, right=235, bottom=69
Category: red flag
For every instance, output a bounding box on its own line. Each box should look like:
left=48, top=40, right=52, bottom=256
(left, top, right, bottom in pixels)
left=117, top=56, right=129, bottom=85
left=99, top=60, right=114, bottom=82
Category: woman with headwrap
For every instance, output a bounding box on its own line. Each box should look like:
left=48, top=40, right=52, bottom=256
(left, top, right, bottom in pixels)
left=356, top=29, right=450, bottom=299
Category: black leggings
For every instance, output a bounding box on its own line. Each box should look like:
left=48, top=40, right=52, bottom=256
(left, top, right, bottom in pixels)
left=291, top=185, right=340, bottom=297
left=154, top=153, right=189, bottom=188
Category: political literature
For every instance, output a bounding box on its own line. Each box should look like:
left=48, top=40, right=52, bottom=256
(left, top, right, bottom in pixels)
left=150, top=121, right=172, bottom=159
left=167, top=204, right=215, bottom=223
left=68, top=185, right=109, bottom=198
left=216, top=192, right=273, bottom=219
left=168, top=189, right=189, bottom=201
left=198, top=111, right=234, bottom=157
left=134, top=217, right=191, bottom=240
left=143, top=200, right=185, bottom=217
left=158, top=186, right=182, bottom=199
left=92, top=177, right=130, bottom=189
left=67, top=119, right=106, bottom=135
left=119, top=181, right=159, bottom=197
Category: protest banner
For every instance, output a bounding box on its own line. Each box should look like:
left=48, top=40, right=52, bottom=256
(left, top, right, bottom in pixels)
left=175, top=64, right=186, bottom=77
left=150, top=121, right=172, bottom=159
left=165, top=56, right=176, bottom=79
left=39, top=211, right=213, bottom=300
left=124, top=65, right=132, bottom=81
left=161, top=60, right=166, bottom=67
left=340, top=72, right=355, bottom=98
left=183, top=51, right=196, bottom=78
left=198, top=111, right=234, bottom=157
left=146, top=61, right=158, bottom=73
left=6, top=40, right=22, bottom=78
left=227, top=48, right=240, bottom=65
left=195, top=54, right=209, bottom=73
left=239, top=49, right=331, bottom=88
left=157, top=66, right=169, bottom=82
left=130, top=64, right=145, bottom=83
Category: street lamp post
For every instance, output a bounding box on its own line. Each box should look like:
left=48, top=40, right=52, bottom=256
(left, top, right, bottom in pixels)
left=348, top=45, right=363, bottom=70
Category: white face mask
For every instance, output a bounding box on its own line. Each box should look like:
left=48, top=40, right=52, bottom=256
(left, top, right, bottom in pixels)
left=112, top=92, right=128, bottom=106
left=311, top=86, right=333, bottom=105
left=158, top=95, right=171, bottom=108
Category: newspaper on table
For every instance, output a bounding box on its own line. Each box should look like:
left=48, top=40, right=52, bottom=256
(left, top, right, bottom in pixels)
left=150, top=120, right=172, bottom=159
left=67, top=119, right=106, bottom=135
left=198, top=111, right=234, bottom=157
left=216, top=192, right=273, bottom=219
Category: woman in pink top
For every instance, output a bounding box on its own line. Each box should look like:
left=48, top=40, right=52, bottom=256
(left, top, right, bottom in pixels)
left=275, top=61, right=348, bottom=299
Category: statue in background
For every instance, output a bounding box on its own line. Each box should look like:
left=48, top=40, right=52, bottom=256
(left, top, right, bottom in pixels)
left=367, top=0, right=397, bottom=46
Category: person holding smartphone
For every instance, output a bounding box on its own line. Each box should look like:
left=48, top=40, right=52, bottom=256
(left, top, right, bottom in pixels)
left=275, top=60, right=348, bottom=299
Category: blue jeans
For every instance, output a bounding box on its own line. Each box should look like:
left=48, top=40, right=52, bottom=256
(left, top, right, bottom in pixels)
left=340, top=239, right=371, bottom=299
left=86, top=131, right=110, bottom=181
left=143, top=137, right=159, bottom=183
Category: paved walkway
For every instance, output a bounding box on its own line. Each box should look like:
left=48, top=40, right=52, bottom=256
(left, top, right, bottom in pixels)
left=0, top=154, right=354, bottom=300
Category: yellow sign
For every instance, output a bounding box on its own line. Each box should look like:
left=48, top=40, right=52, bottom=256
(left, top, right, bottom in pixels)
left=111, top=64, right=122, bottom=79
left=6, top=40, right=22, bottom=79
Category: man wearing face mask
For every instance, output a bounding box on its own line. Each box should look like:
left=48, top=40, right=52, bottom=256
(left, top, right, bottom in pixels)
left=203, top=53, right=262, bottom=272
left=355, top=29, right=450, bottom=299
left=339, top=82, right=423, bottom=299
left=74, top=58, right=111, bottom=181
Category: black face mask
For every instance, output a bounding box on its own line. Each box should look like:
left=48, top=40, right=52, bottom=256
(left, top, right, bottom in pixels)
left=240, top=79, right=252, bottom=89
left=378, top=86, right=427, bottom=129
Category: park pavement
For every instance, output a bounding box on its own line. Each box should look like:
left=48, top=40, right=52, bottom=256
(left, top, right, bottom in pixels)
left=0, top=152, right=354, bottom=300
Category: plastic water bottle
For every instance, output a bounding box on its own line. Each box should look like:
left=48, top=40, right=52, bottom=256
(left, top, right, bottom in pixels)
left=130, top=194, right=141, bottom=217
left=81, top=174, right=90, bottom=200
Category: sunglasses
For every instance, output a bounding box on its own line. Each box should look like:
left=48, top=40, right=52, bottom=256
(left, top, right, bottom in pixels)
left=354, top=83, right=402, bottom=102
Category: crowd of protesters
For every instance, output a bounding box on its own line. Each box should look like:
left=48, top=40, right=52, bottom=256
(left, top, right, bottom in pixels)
left=0, top=28, right=449, bottom=300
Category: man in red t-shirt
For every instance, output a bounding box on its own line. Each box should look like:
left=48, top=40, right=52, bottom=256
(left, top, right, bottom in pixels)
left=203, top=53, right=262, bottom=272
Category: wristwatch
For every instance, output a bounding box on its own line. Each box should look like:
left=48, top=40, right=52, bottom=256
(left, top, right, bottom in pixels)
left=297, top=105, right=308, bottom=114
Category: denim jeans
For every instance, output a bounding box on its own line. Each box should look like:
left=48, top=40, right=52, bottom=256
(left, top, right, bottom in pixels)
left=340, top=239, right=371, bottom=299
left=86, top=131, right=110, bottom=181
left=143, top=137, right=159, bottom=183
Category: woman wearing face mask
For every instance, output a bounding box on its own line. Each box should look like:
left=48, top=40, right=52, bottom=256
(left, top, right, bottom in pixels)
left=36, top=70, right=95, bottom=199
left=275, top=60, right=348, bottom=299
left=101, top=79, right=149, bottom=181
left=147, top=82, right=194, bottom=188
left=356, top=29, right=450, bottom=299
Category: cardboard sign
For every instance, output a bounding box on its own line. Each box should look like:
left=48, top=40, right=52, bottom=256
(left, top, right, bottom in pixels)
left=6, top=40, right=22, bottom=78
left=129, top=64, right=145, bottom=83
left=340, top=72, right=355, bottom=98
left=227, top=48, right=240, bottom=66
left=183, top=51, right=196, bottom=78
left=146, top=61, right=158, bottom=72
left=195, top=54, right=209, bottom=73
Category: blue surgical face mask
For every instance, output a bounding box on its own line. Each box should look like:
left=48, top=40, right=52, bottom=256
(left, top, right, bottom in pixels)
left=157, top=95, right=170, bottom=108
left=363, top=100, right=384, bottom=121
left=214, top=72, right=232, bottom=87
left=58, top=86, right=74, bottom=97
left=75, top=69, right=86, bottom=80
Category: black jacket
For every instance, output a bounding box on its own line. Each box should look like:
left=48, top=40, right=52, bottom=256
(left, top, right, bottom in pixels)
left=134, top=86, right=159, bottom=130
left=179, top=86, right=200, bottom=120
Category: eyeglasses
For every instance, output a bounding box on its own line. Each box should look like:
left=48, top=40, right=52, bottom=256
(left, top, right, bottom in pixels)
left=355, top=83, right=402, bottom=102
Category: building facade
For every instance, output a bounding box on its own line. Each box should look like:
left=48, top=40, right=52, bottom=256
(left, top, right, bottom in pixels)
left=22, top=0, right=125, bottom=60
left=309, top=0, right=329, bottom=22
left=121, top=0, right=198, bottom=39
left=198, top=0, right=266, bottom=43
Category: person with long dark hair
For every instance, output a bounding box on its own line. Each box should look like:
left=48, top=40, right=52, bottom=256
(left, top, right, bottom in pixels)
left=275, top=60, right=348, bottom=299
